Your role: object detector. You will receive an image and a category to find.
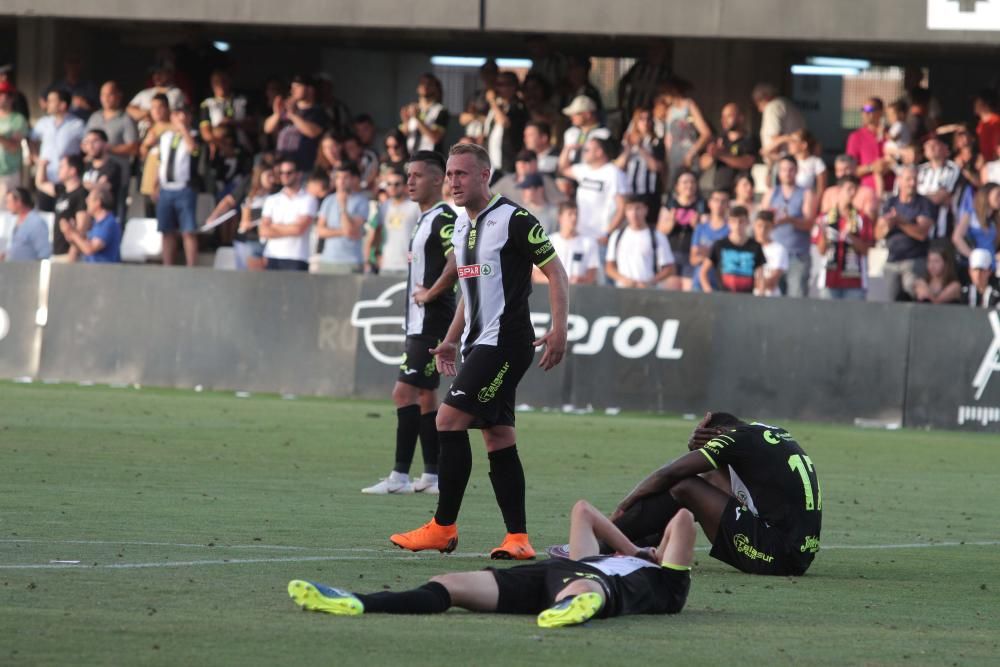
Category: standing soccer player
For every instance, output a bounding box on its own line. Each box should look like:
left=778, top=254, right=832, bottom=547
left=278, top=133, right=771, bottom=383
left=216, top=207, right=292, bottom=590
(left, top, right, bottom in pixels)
left=363, top=151, right=458, bottom=496
left=390, top=143, right=569, bottom=559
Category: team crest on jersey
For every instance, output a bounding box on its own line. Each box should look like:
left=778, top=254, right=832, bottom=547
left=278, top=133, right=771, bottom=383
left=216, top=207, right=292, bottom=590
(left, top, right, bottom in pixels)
left=458, top=263, right=493, bottom=279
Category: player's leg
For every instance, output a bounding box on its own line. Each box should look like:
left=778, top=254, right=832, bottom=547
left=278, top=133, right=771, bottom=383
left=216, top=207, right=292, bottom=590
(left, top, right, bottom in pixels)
left=414, top=387, right=440, bottom=492
left=362, top=380, right=420, bottom=495
left=483, top=425, right=534, bottom=560
left=669, top=476, right=732, bottom=542
left=568, top=499, right=647, bottom=561
left=611, top=490, right=683, bottom=548
left=658, top=509, right=697, bottom=569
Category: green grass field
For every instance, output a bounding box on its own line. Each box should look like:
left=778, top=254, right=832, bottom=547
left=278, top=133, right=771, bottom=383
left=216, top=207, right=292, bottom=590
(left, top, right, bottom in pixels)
left=1, top=381, right=998, bottom=666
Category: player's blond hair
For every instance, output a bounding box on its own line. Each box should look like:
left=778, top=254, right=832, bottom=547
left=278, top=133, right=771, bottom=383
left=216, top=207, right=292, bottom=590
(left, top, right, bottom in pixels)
left=448, top=142, right=492, bottom=171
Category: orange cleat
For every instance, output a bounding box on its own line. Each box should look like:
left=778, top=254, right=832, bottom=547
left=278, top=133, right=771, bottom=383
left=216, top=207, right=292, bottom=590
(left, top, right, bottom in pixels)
left=490, top=533, right=536, bottom=560
left=390, top=518, right=458, bottom=553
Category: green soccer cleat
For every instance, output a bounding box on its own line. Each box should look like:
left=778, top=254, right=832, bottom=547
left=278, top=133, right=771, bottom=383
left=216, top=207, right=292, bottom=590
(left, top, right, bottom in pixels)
left=287, top=580, right=364, bottom=616
left=536, top=592, right=604, bottom=628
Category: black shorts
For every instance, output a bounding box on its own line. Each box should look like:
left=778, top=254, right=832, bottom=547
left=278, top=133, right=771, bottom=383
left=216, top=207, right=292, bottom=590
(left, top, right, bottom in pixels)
left=397, top=335, right=441, bottom=390
left=442, top=344, right=533, bottom=428
left=490, top=557, right=690, bottom=617
left=710, top=498, right=814, bottom=576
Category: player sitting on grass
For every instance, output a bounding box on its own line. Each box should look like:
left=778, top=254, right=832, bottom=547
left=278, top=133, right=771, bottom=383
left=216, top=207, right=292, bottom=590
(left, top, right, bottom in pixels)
left=288, top=500, right=695, bottom=628
left=548, top=412, right=822, bottom=576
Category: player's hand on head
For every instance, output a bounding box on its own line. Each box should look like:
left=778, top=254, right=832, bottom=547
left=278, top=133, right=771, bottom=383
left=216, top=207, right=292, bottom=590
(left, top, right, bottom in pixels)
left=688, top=412, right=723, bottom=450
left=533, top=327, right=567, bottom=371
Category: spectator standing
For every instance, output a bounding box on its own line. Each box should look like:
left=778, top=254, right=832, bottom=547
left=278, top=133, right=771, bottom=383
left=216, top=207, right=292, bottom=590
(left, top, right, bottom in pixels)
left=127, top=63, right=186, bottom=134
left=198, top=70, right=250, bottom=154
left=343, top=134, right=379, bottom=194
left=884, top=99, right=912, bottom=160
left=49, top=54, right=99, bottom=114
left=846, top=97, right=890, bottom=195
left=606, top=196, right=675, bottom=289
left=688, top=188, right=731, bottom=292
left=381, top=130, right=409, bottom=176
left=60, top=187, right=121, bottom=263
left=515, top=173, right=558, bottom=233
left=86, top=81, right=139, bottom=212
left=616, top=106, right=665, bottom=222
left=233, top=161, right=278, bottom=271
left=493, top=150, right=561, bottom=205
left=265, top=74, right=329, bottom=172
left=458, top=60, right=498, bottom=143
left=788, top=129, right=827, bottom=201
left=953, top=182, right=1000, bottom=271
left=814, top=176, right=874, bottom=300
left=315, top=131, right=344, bottom=177
left=521, top=74, right=563, bottom=138
left=402, top=73, right=449, bottom=155
left=81, top=129, right=124, bottom=213
left=0, top=80, right=28, bottom=199
left=764, top=156, right=815, bottom=297
left=483, top=72, right=528, bottom=176
left=317, top=161, right=369, bottom=273
left=2, top=188, right=51, bottom=262
left=259, top=158, right=316, bottom=272
left=0, top=64, right=30, bottom=119
left=657, top=170, right=707, bottom=290
left=154, top=106, right=202, bottom=266
left=560, top=137, right=627, bottom=251
left=876, top=165, right=935, bottom=301
left=353, top=114, right=378, bottom=153
left=367, top=168, right=421, bottom=276
left=560, top=96, right=610, bottom=166
left=752, top=82, right=805, bottom=164
left=618, top=41, right=672, bottom=124
left=699, top=206, right=765, bottom=294
left=534, top=201, right=599, bottom=285
left=752, top=210, right=787, bottom=297
left=139, top=94, right=172, bottom=217
left=698, top=103, right=755, bottom=195
left=961, top=248, right=1000, bottom=308
left=916, top=135, right=962, bottom=241
left=950, top=127, right=983, bottom=190
left=732, top=173, right=758, bottom=221
left=660, top=80, right=712, bottom=189
left=821, top=155, right=878, bottom=220
left=974, top=89, right=1000, bottom=164
left=914, top=246, right=961, bottom=304
left=523, top=121, right=559, bottom=175
left=526, top=36, right=568, bottom=98
left=30, top=88, right=85, bottom=211
left=35, top=154, right=88, bottom=260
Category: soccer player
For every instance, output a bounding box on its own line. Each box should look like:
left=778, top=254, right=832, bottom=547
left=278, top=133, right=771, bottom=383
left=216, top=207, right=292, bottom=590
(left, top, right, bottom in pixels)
left=389, top=143, right=569, bottom=559
left=288, top=499, right=695, bottom=627
left=551, top=412, right=822, bottom=576
left=362, top=151, right=458, bottom=495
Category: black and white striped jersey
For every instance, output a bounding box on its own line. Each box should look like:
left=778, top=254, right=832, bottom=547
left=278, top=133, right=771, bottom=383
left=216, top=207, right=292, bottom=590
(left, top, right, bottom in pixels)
left=406, top=202, right=457, bottom=338
left=452, top=194, right=557, bottom=353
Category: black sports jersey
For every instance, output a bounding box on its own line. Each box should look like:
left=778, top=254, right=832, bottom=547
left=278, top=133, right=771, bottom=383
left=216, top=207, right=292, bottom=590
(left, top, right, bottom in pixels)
left=406, top=202, right=457, bottom=338
left=53, top=184, right=87, bottom=255
left=451, top=194, right=557, bottom=353
left=698, top=423, right=821, bottom=556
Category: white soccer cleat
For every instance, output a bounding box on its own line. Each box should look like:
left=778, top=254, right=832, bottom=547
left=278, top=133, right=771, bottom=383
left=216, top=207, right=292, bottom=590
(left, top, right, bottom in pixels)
left=413, top=473, right=439, bottom=495
left=361, top=472, right=415, bottom=495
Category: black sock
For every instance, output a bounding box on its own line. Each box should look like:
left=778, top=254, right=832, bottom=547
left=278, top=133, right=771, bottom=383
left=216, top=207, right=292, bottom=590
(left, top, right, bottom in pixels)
left=434, top=430, right=472, bottom=526
left=488, top=446, right=526, bottom=534
left=356, top=582, right=451, bottom=614
left=393, top=405, right=422, bottom=474
left=605, top=492, right=681, bottom=553
left=419, top=411, right=439, bottom=475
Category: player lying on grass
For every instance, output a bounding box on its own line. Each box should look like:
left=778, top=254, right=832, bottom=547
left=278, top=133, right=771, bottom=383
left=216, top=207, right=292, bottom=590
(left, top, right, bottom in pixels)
left=548, top=412, right=822, bottom=576
left=288, top=500, right=695, bottom=628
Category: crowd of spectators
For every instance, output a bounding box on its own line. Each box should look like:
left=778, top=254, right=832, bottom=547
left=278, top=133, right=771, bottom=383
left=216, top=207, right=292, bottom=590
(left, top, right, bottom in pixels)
left=0, top=43, right=998, bottom=309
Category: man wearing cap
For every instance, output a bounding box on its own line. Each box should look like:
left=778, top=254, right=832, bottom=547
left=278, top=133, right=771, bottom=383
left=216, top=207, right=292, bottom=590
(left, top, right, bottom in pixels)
left=0, top=79, right=28, bottom=200
left=846, top=97, right=890, bottom=194
left=0, top=65, right=30, bottom=119
left=560, top=96, right=610, bottom=166
left=962, top=248, right=1000, bottom=309
left=264, top=74, right=329, bottom=172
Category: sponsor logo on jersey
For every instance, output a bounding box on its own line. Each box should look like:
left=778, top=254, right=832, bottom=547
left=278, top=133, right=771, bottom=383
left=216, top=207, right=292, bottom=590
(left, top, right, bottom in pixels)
left=467, top=227, right=477, bottom=249
left=457, top=264, right=492, bottom=279
left=477, top=361, right=510, bottom=403
left=800, top=535, right=821, bottom=554
left=527, top=222, right=549, bottom=245
left=733, top=534, right=774, bottom=563
left=450, top=389, right=466, bottom=397
left=440, top=224, right=454, bottom=240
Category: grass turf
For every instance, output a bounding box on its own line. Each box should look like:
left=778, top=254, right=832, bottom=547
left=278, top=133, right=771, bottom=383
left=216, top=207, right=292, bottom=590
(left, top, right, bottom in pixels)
left=1, top=381, right=998, bottom=666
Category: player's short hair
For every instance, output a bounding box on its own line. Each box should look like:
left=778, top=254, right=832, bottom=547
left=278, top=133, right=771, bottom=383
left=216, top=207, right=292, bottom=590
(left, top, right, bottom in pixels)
left=705, top=412, right=746, bottom=429
left=408, top=150, right=446, bottom=175
left=729, top=206, right=749, bottom=220
left=448, top=143, right=492, bottom=171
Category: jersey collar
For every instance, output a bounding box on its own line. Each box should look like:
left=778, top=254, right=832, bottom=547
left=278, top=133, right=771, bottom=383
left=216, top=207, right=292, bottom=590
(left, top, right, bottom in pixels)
left=470, top=193, right=502, bottom=225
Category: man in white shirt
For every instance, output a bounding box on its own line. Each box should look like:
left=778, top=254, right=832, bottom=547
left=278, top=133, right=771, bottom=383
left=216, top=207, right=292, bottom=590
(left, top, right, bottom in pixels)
left=752, top=83, right=805, bottom=163
left=368, top=167, right=420, bottom=276
left=606, top=196, right=675, bottom=289
left=560, top=137, right=628, bottom=258
left=259, top=158, right=317, bottom=271
left=560, top=96, right=611, bottom=165
left=534, top=201, right=599, bottom=285
left=154, top=106, right=201, bottom=266
left=752, top=210, right=788, bottom=297
left=127, top=63, right=187, bottom=135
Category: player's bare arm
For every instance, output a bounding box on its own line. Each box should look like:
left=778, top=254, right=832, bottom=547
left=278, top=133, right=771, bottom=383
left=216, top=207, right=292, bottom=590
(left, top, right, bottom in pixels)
left=533, top=257, right=569, bottom=371
left=612, top=450, right=713, bottom=520
left=414, top=253, right=457, bottom=305
left=430, top=295, right=465, bottom=376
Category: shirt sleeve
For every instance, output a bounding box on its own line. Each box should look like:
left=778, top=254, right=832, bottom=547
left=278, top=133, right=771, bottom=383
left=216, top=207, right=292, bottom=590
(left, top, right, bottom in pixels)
left=199, top=100, right=212, bottom=128
left=348, top=196, right=370, bottom=221
left=754, top=244, right=767, bottom=268
left=814, top=157, right=827, bottom=175
left=33, top=221, right=52, bottom=260
left=691, top=223, right=704, bottom=247
left=615, top=167, right=629, bottom=196
left=121, top=116, right=138, bottom=144
left=606, top=230, right=620, bottom=262
left=303, top=194, right=319, bottom=217
left=775, top=244, right=789, bottom=271
left=511, top=208, right=557, bottom=267
left=91, top=219, right=115, bottom=247
left=698, top=428, right=749, bottom=469
left=655, top=232, right=674, bottom=266
left=584, top=238, right=599, bottom=269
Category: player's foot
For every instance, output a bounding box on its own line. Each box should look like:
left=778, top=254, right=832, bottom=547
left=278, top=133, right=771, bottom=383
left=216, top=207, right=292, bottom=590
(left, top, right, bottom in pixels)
left=390, top=518, right=458, bottom=553
left=537, top=592, right=603, bottom=628
left=490, top=533, right=536, bottom=560
left=412, top=473, right=439, bottom=495
left=544, top=543, right=571, bottom=560
left=361, top=471, right=414, bottom=495
left=287, top=580, right=364, bottom=616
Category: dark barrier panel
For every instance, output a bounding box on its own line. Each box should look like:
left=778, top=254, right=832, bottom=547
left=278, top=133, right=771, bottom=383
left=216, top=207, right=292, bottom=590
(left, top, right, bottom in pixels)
left=707, top=295, right=909, bottom=424
left=39, top=264, right=359, bottom=395
left=0, top=262, right=40, bottom=379
left=905, top=305, right=1000, bottom=432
